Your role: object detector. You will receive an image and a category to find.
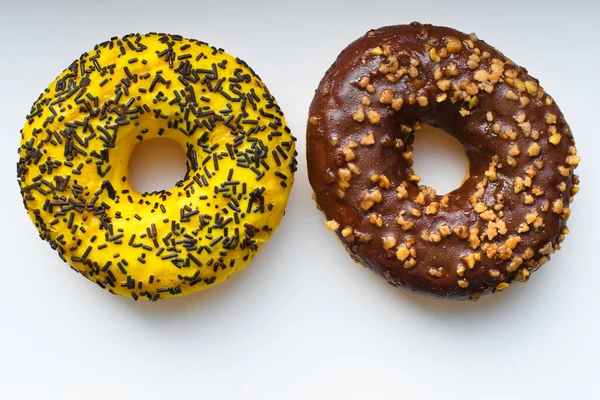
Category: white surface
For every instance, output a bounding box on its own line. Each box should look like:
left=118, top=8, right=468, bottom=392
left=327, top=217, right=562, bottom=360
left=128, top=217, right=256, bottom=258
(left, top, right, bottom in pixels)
left=1, top=1, right=599, bottom=399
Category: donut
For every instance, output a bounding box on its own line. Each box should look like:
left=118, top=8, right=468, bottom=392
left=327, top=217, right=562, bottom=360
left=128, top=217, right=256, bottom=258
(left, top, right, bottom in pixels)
left=17, top=33, right=297, bottom=301
left=307, top=23, right=580, bottom=300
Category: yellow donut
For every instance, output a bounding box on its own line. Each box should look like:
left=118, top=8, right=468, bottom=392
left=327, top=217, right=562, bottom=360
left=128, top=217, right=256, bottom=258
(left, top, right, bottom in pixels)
left=17, top=33, right=297, bottom=301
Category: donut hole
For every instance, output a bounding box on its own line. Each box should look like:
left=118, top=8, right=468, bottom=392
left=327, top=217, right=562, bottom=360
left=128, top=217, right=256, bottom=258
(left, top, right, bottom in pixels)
left=411, top=124, right=470, bottom=195
left=128, top=138, right=187, bottom=194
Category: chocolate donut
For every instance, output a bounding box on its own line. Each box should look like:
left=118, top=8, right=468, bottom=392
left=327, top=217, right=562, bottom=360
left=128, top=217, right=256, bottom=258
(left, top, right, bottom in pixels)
left=307, top=23, right=580, bottom=300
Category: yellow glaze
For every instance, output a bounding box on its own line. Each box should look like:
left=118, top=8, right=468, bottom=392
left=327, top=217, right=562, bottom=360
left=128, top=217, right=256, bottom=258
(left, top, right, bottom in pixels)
left=17, top=34, right=296, bottom=300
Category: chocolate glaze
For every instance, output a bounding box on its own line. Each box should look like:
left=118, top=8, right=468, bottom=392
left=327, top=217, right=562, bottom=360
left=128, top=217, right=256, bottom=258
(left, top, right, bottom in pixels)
left=307, top=23, right=580, bottom=300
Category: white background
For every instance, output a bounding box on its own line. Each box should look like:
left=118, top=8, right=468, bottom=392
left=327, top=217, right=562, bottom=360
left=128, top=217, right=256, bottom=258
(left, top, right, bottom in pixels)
left=1, top=1, right=599, bottom=399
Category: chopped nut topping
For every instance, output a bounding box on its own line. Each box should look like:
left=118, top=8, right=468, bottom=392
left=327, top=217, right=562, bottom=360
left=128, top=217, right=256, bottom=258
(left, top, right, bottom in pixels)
left=457, top=279, right=469, bottom=288
left=506, top=256, right=523, bottom=272
left=425, top=202, right=440, bottom=215
left=391, top=97, right=404, bottom=111
left=347, top=163, right=360, bottom=175
left=539, top=242, right=554, bottom=255
left=408, top=65, right=419, bottom=78
left=495, top=282, right=509, bottom=291
left=517, top=268, right=530, bottom=281
left=396, top=213, right=414, bottom=230
left=527, top=142, right=541, bottom=157
left=396, top=185, right=408, bottom=200
left=469, top=227, right=480, bottom=249
left=342, top=145, right=356, bottom=161
left=366, top=110, right=381, bottom=124
left=558, top=165, right=570, bottom=177
left=525, top=80, right=538, bottom=95
left=436, top=93, right=447, bottom=102
left=371, top=46, right=383, bottom=55
left=459, top=108, right=470, bottom=117
left=428, top=267, right=443, bottom=278
left=488, top=269, right=501, bottom=278
left=474, top=69, right=489, bottom=82
left=520, top=96, right=530, bottom=107
left=341, top=227, right=353, bottom=237
left=326, top=220, right=339, bottom=231
left=525, top=211, right=538, bottom=225
left=360, top=133, right=375, bottom=146
left=505, top=90, right=519, bottom=101
left=514, top=177, right=525, bottom=193
left=566, top=155, right=581, bottom=166
left=549, top=133, right=562, bottom=145
left=352, top=106, right=365, bottom=122
left=463, top=252, right=482, bottom=269
left=552, top=198, right=564, bottom=214
left=382, top=236, right=397, bottom=250
left=467, top=59, right=478, bottom=70
left=434, top=66, right=443, bottom=81
left=337, top=168, right=351, bottom=181
left=368, top=213, right=383, bottom=228
left=453, top=224, right=469, bottom=239
left=465, top=82, right=479, bottom=95
left=415, top=192, right=426, bottom=205
left=360, top=188, right=382, bottom=211
left=417, top=96, right=428, bottom=107
left=440, top=195, right=449, bottom=209
left=410, top=208, right=421, bottom=218
left=480, top=210, right=496, bottom=221
left=366, top=84, right=375, bottom=94
left=438, top=224, right=452, bottom=237
left=445, top=36, right=463, bottom=53
left=357, top=76, right=370, bottom=88
left=361, top=96, right=371, bottom=106
left=508, top=144, right=520, bottom=157
left=309, top=116, right=319, bottom=126
left=533, top=216, right=544, bottom=230
left=456, top=265, right=466, bottom=277
left=379, top=89, right=393, bottom=104
left=429, top=47, right=441, bottom=62
left=545, top=113, right=557, bottom=124
left=378, top=175, right=391, bottom=189
left=444, top=62, right=459, bottom=77
left=396, top=246, right=410, bottom=261
left=436, top=79, right=451, bottom=91
left=474, top=202, right=487, bottom=213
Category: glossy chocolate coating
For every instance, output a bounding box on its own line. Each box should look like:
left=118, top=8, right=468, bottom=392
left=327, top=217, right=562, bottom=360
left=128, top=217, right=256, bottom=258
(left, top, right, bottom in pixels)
left=307, top=23, right=579, bottom=300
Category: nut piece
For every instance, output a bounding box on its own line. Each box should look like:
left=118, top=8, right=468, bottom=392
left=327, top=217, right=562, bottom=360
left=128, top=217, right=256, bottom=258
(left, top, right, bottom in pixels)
left=367, top=110, right=381, bottom=124
left=382, top=236, right=397, bottom=250
left=371, top=46, right=383, bottom=55
left=549, top=133, right=562, bottom=145
left=396, top=246, right=410, bottom=262
left=391, top=97, right=404, bottom=111
left=445, top=36, right=463, bottom=53
left=325, top=220, right=339, bottom=231
left=360, top=188, right=383, bottom=211
left=360, top=133, right=375, bottom=146
left=352, top=106, right=365, bottom=122
left=474, top=69, right=489, bottom=82
left=379, top=89, right=393, bottom=104
left=528, top=142, right=541, bottom=157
